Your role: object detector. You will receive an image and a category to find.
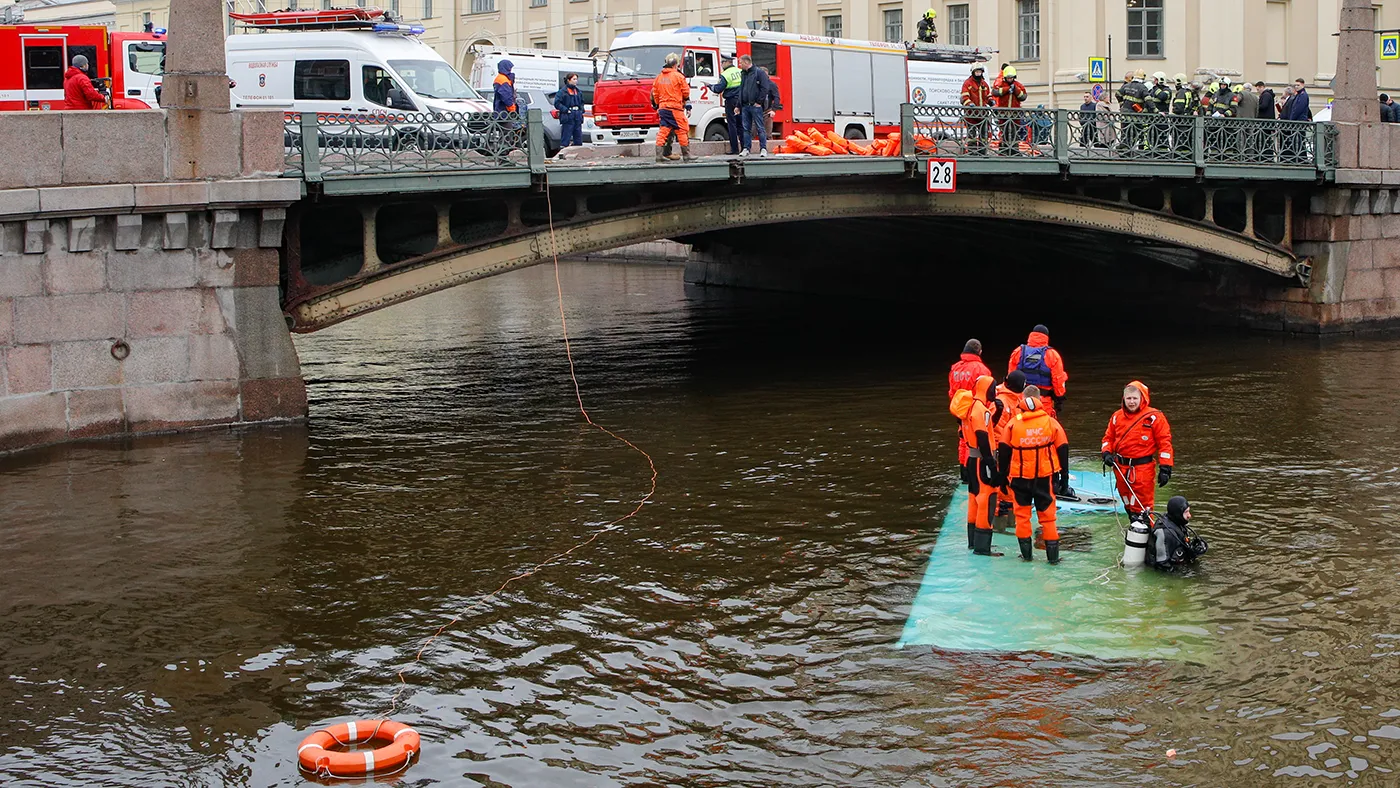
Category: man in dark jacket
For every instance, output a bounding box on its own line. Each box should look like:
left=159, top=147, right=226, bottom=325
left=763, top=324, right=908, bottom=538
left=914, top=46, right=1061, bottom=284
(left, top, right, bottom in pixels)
left=1381, top=94, right=1398, bottom=123
left=737, top=54, right=776, bottom=157
left=1255, top=81, right=1275, bottom=118
left=492, top=59, right=517, bottom=113
left=553, top=73, right=586, bottom=150
left=64, top=54, right=106, bottom=110
left=1283, top=78, right=1309, bottom=120
left=1146, top=495, right=1208, bottom=572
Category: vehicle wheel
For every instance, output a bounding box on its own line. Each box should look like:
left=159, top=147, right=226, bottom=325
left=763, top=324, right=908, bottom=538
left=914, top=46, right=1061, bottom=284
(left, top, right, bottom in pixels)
left=844, top=126, right=867, bottom=140
left=705, top=122, right=728, bottom=142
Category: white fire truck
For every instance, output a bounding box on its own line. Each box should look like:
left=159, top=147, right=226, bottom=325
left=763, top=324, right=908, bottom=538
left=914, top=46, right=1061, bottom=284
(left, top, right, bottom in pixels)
left=592, top=25, right=990, bottom=145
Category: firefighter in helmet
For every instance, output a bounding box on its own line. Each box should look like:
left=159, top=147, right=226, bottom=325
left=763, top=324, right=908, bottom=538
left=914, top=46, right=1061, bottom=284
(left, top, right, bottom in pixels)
left=916, top=9, right=937, bottom=43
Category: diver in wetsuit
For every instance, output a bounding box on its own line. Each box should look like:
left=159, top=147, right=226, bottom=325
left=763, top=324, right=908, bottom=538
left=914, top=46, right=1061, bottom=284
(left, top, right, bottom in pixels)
left=1146, top=495, right=1208, bottom=572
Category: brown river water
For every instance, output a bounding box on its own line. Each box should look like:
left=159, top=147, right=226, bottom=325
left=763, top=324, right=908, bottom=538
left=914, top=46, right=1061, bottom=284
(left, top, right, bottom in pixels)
left=2, top=262, right=1399, bottom=786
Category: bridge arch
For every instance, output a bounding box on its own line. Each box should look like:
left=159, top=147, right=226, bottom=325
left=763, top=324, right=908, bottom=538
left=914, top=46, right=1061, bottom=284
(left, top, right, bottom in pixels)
left=285, top=187, right=1305, bottom=332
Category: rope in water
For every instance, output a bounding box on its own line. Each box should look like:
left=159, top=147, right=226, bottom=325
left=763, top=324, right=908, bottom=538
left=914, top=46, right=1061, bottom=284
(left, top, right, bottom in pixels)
left=381, top=174, right=658, bottom=721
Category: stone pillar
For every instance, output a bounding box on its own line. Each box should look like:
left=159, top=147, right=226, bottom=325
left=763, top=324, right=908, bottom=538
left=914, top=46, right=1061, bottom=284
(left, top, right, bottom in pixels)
left=161, top=0, right=242, bottom=179
left=1333, top=0, right=1379, bottom=124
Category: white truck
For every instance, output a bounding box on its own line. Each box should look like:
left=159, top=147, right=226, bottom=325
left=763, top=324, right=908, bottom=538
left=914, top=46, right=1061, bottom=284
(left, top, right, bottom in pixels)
left=227, top=12, right=490, bottom=116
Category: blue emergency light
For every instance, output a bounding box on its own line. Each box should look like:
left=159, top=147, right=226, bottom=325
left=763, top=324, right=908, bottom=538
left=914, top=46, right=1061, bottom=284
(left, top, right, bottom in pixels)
left=153, top=27, right=167, bottom=34
left=371, top=22, right=425, bottom=35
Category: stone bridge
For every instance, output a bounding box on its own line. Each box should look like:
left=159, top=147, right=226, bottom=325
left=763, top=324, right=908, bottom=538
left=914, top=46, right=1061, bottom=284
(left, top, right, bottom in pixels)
left=1, top=0, right=1398, bottom=456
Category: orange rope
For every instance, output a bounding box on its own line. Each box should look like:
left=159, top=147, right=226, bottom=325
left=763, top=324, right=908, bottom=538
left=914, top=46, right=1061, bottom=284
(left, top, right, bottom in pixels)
left=384, top=174, right=658, bottom=719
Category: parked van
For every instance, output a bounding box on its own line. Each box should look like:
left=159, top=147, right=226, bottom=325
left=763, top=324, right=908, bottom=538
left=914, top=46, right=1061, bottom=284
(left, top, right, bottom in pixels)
left=227, top=18, right=490, bottom=116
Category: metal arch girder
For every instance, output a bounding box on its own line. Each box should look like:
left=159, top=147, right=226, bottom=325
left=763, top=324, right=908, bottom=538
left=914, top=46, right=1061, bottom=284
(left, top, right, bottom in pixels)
left=286, top=188, right=1300, bottom=332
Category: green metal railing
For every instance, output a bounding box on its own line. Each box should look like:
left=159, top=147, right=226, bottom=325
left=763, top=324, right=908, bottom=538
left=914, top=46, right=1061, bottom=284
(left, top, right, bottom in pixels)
left=284, top=108, right=546, bottom=182
left=904, top=104, right=1335, bottom=174
left=283, top=104, right=1334, bottom=182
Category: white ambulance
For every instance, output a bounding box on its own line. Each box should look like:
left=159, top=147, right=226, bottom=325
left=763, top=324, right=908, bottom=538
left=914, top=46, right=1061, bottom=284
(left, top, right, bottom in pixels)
left=226, top=10, right=490, bottom=116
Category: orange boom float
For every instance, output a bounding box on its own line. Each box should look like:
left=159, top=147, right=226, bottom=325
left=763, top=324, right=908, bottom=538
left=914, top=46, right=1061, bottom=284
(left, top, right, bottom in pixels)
left=296, top=719, right=421, bottom=778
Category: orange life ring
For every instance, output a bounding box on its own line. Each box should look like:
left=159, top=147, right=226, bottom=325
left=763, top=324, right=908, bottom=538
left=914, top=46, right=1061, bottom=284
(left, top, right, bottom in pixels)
left=296, top=719, right=421, bottom=778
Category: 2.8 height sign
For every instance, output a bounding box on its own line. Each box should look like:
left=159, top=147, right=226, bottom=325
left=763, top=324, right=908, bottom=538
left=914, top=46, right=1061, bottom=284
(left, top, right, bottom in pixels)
left=926, top=159, right=957, bottom=193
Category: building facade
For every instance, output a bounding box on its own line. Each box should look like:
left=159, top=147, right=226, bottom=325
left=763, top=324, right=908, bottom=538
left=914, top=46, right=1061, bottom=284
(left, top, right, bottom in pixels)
left=105, top=0, right=1399, bottom=105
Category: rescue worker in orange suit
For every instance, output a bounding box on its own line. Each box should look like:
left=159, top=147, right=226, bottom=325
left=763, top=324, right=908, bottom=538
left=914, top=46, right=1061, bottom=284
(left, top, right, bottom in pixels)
left=960, top=64, right=993, bottom=155
left=991, top=369, right=1026, bottom=518
left=651, top=52, right=692, bottom=163
left=948, top=338, right=991, bottom=465
left=990, top=65, right=1028, bottom=155
left=997, top=385, right=1070, bottom=563
left=950, top=375, right=1001, bottom=556
left=1101, top=380, right=1174, bottom=522
left=1007, top=324, right=1068, bottom=421
left=64, top=54, right=106, bottom=110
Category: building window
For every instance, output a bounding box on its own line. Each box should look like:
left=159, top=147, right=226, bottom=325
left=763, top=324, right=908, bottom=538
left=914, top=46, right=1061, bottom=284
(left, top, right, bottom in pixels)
left=321, top=0, right=332, bottom=9
left=1266, top=0, right=1288, bottom=63
left=388, top=0, right=397, bottom=12
left=823, top=15, right=842, bottom=39
left=882, top=8, right=902, bottom=43
left=1127, top=0, right=1163, bottom=58
left=767, top=19, right=784, bottom=32
left=423, top=0, right=432, bottom=15
left=532, top=39, right=547, bottom=49
left=575, top=37, right=589, bottom=51
left=469, top=0, right=494, bottom=14
left=226, top=0, right=234, bottom=35
left=1017, top=0, right=1039, bottom=60
left=294, top=59, right=350, bottom=101
left=530, top=0, right=545, bottom=6
left=143, top=11, right=151, bottom=26
left=947, top=4, right=969, bottom=46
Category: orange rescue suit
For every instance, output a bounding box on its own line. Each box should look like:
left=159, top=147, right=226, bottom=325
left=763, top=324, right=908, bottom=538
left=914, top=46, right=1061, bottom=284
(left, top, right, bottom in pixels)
left=948, top=352, right=991, bottom=465
left=651, top=66, right=689, bottom=111
left=1101, top=380, right=1174, bottom=515
left=950, top=376, right=999, bottom=534
left=1003, top=407, right=1066, bottom=481
left=999, top=404, right=1068, bottom=542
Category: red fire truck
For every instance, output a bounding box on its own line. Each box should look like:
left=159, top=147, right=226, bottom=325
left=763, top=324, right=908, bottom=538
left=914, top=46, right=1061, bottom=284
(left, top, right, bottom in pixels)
left=592, top=25, right=987, bottom=145
left=0, top=24, right=165, bottom=111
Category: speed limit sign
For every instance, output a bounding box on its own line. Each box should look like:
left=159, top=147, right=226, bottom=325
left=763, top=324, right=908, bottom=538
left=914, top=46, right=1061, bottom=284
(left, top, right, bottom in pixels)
left=926, top=159, right=957, bottom=192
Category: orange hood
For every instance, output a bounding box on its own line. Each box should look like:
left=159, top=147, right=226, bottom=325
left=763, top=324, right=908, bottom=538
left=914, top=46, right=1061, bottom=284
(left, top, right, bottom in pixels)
left=1025, top=331, right=1049, bottom=347
left=972, top=375, right=994, bottom=401
left=950, top=376, right=995, bottom=420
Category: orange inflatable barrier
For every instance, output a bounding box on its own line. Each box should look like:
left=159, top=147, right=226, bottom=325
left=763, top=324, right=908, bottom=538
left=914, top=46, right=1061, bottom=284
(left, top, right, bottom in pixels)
left=297, top=720, right=421, bottom=778
left=806, top=144, right=834, bottom=156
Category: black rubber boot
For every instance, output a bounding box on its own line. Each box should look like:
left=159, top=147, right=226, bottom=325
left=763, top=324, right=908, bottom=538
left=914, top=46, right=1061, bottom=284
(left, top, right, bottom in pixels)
left=1045, top=539, right=1060, bottom=564
left=967, top=523, right=976, bottom=550
left=996, top=500, right=1012, bottom=518
left=1018, top=536, right=1034, bottom=562
left=972, top=527, right=1003, bottom=557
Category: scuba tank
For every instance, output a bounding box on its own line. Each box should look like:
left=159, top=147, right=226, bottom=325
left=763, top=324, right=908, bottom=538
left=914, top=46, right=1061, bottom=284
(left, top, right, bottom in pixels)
left=1123, top=517, right=1150, bottom=566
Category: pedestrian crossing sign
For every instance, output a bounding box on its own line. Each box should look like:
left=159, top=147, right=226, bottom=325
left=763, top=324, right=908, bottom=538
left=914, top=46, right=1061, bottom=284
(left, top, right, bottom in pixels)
left=1088, top=57, right=1107, bottom=82
left=1383, top=33, right=1400, bottom=61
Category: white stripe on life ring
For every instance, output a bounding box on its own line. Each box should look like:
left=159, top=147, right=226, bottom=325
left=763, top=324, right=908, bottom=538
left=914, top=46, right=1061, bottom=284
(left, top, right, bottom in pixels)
left=297, top=743, right=324, bottom=755
left=346, top=721, right=357, bottom=741
left=364, top=750, right=375, bottom=772
left=394, top=727, right=415, bottom=739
